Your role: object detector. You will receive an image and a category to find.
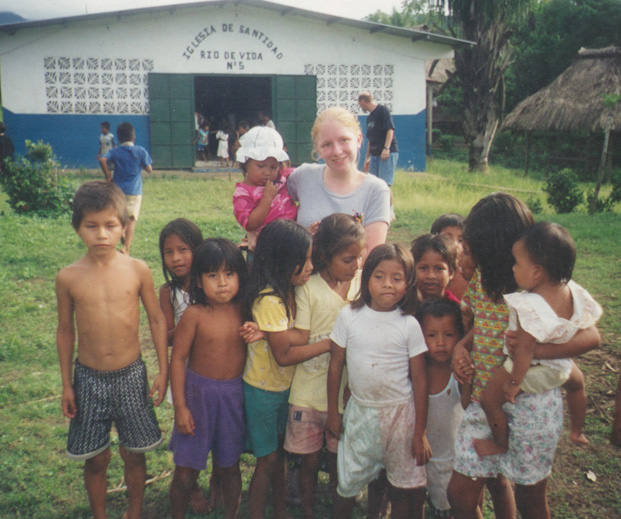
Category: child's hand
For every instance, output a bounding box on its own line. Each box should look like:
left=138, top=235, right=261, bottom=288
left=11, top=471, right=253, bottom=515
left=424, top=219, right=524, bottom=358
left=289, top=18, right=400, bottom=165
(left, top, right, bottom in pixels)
left=240, top=321, right=265, bottom=343
left=61, top=386, right=77, bottom=419
left=325, top=413, right=343, bottom=440
left=412, top=433, right=432, bottom=466
left=262, top=180, right=279, bottom=201
left=149, top=373, right=168, bottom=407
left=503, top=380, right=521, bottom=403
left=174, top=406, right=195, bottom=436
left=307, top=221, right=320, bottom=236
left=451, top=343, right=474, bottom=385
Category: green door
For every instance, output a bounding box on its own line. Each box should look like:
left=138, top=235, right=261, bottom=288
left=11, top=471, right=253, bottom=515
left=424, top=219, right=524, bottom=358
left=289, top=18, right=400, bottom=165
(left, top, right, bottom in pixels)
left=149, top=73, right=195, bottom=169
left=272, top=75, right=317, bottom=165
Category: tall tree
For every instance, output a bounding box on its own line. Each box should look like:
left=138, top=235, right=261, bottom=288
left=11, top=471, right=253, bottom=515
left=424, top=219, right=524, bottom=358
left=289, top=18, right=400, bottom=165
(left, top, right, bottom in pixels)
left=413, top=0, right=536, bottom=172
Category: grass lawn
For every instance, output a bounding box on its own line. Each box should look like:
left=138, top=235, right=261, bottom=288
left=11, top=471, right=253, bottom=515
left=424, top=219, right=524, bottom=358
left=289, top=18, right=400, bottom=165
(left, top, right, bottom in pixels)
left=0, top=160, right=619, bottom=518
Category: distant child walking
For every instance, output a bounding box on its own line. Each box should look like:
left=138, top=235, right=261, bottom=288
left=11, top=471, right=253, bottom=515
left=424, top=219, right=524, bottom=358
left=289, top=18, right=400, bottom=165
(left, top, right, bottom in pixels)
left=233, top=126, right=298, bottom=255
left=216, top=123, right=231, bottom=167
left=98, top=122, right=152, bottom=255
left=475, top=221, right=602, bottom=456
left=242, top=219, right=332, bottom=519
left=417, top=298, right=467, bottom=518
left=169, top=238, right=249, bottom=519
left=193, top=120, right=210, bottom=162
left=411, top=233, right=459, bottom=305
left=56, top=181, right=168, bottom=519
left=97, top=121, right=116, bottom=161
left=327, top=243, right=430, bottom=519
left=284, top=213, right=366, bottom=519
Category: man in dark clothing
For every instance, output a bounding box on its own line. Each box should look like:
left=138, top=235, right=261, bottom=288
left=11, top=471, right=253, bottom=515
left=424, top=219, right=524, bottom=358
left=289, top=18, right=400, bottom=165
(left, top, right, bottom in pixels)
left=358, top=92, right=398, bottom=219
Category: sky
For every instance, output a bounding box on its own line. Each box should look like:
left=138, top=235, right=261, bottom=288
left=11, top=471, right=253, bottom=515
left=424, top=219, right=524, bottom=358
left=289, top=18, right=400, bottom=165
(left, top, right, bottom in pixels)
left=1, top=0, right=405, bottom=23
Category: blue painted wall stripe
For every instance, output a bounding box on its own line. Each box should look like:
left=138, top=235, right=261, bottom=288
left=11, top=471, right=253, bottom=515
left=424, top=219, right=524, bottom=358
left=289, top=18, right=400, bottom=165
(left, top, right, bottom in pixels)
left=3, top=109, right=427, bottom=171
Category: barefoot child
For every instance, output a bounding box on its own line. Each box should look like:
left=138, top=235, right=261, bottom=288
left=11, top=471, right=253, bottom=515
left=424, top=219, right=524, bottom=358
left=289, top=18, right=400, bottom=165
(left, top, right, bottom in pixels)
left=475, top=222, right=602, bottom=456
left=416, top=298, right=467, bottom=519
left=411, top=233, right=459, bottom=304
left=284, top=213, right=366, bottom=519
left=242, top=219, right=333, bottom=519
left=430, top=213, right=468, bottom=301
left=56, top=181, right=168, bottom=519
left=168, top=238, right=249, bottom=519
left=233, top=125, right=297, bottom=257
left=159, top=219, right=220, bottom=514
left=327, top=244, right=431, bottom=519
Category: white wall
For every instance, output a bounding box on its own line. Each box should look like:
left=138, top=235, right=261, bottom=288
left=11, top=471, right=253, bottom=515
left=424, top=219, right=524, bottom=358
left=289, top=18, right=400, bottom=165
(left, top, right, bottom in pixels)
left=0, top=4, right=452, bottom=116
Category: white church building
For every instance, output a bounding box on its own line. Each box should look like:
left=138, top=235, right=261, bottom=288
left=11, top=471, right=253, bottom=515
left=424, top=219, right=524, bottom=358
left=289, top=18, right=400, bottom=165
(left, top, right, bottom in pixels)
left=0, top=0, right=469, bottom=170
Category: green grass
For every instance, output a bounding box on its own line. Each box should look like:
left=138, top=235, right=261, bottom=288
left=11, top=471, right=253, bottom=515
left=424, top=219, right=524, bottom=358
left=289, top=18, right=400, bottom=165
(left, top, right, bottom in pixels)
left=0, top=162, right=619, bottom=518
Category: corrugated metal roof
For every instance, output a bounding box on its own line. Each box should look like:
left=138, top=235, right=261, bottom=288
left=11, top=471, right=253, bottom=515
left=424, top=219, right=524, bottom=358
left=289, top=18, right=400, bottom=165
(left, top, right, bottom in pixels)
left=0, top=0, right=474, bottom=49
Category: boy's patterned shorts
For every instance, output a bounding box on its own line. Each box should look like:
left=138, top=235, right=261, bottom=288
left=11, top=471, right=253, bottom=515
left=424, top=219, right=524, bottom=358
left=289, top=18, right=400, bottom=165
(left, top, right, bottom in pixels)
left=66, top=357, right=162, bottom=460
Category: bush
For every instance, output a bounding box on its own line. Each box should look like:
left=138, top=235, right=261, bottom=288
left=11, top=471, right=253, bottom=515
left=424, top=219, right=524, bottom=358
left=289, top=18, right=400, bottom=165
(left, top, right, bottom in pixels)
left=585, top=170, right=621, bottom=212
left=526, top=195, right=543, bottom=214
left=0, top=140, right=74, bottom=217
left=543, top=169, right=583, bottom=213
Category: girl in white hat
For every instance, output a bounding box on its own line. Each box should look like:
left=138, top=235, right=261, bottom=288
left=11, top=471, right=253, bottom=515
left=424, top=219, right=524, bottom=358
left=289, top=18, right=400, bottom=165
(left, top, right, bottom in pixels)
left=233, top=126, right=298, bottom=256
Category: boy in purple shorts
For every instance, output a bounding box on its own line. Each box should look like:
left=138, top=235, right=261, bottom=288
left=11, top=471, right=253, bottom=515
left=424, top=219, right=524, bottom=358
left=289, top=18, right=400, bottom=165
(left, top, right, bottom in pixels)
left=168, top=238, right=248, bottom=519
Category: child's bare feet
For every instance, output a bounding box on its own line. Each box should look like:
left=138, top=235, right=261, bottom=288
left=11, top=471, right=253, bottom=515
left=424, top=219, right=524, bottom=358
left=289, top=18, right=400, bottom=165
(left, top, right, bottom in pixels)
left=190, top=485, right=211, bottom=514
left=473, top=438, right=507, bottom=457
left=570, top=431, right=589, bottom=445
left=208, top=481, right=223, bottom=511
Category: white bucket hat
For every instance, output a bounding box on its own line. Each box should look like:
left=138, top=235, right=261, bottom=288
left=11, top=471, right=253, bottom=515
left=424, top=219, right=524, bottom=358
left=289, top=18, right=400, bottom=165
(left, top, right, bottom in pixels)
left=236, top=126, right=290, bottom=163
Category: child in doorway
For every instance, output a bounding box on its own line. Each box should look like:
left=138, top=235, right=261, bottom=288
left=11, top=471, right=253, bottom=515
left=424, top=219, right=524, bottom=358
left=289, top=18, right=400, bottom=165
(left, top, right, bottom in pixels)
left=284, top=213, right=366, bottom=519
left=232, top=126, right=298, bottom=257
left=242, top=219, right=333, bottom=519
left=98, top=122, right=152, bottom=255
left=97, top=121, right=117, bottom=162
left=193, top=120, right=210, bottom=162
left=475, top=221, right=602, bottom=456
left=411, top=233, right=459, bottom=305
left=417, top=298, right=467, bottom=519
left=326, top=243, right=430, bottom=519
left=169, top=238, right=249, bottom=519
left=216, top=123, right=231, bottom=167
left=430, top=213, right=468, bottom=301
left=56, top=181, right=168, bottom=519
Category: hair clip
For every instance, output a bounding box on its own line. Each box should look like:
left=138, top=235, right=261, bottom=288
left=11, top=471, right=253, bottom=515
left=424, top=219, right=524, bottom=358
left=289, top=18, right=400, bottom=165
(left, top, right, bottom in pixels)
left=352, top=212, right=364, bottom=224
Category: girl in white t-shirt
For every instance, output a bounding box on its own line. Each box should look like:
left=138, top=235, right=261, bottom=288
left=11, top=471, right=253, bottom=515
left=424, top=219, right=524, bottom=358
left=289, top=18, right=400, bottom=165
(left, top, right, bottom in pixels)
left=283, top=212, right=366, bottom=517
left=326, top=243, right=431, bottom=519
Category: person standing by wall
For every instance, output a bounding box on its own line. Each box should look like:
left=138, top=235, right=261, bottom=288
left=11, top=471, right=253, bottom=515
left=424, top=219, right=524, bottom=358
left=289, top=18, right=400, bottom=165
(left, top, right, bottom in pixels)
left=358, top=92, right=398, bottom=221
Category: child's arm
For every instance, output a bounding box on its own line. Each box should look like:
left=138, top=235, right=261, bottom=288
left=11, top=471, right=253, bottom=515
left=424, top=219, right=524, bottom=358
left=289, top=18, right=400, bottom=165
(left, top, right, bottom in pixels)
left=138, top=262, right=168, bottom=406
left=55, top=270, right=77, bottom=419
left=267, top=329, right=330, bottom=366
left=451, top=326, right=475, bottom=385
left=98, top=156, right=112, bottom=182
left=504, top=325, right=600, bottom=360
left=245, top=181, right=279, bottom=231
left=503, top=320, right=537, bottom=403
left=611, top=374, right=621, bottom=448
left=410, top=353, right=432, bottom=465
left=326, top=341, right=346, bottom=439
left=170, top=309, right=197, bottom=435
left=159, top=284, right=176, bottom=347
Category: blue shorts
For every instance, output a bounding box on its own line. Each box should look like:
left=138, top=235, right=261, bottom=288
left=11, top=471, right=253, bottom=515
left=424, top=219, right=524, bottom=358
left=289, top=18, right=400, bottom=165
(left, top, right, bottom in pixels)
left=244, top=382, right=289, bottom=458
left=169, top=369, right=245, bottom=470
left=369, top=152, right=398, bottom=186
left=67, top=357, right=162, bottom=460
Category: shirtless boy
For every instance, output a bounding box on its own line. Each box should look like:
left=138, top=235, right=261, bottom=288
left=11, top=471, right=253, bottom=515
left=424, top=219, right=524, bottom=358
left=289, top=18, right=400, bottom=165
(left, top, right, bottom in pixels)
left=56, top=181, right=168, bottom=519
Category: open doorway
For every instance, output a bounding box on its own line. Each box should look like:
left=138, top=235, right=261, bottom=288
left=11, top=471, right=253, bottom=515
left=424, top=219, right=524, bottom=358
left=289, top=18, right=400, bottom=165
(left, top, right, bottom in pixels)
left=194, top=75, right=272, bottom=156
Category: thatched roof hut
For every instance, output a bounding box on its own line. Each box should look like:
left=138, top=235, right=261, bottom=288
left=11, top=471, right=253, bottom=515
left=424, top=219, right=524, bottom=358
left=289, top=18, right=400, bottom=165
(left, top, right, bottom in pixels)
left=501, top=46, right=621, bottom=132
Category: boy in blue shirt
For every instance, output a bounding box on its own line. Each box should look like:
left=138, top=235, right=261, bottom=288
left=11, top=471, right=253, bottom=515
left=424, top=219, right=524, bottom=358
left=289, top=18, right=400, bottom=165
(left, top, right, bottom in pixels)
left=99, top=122, right=152, bottom=255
